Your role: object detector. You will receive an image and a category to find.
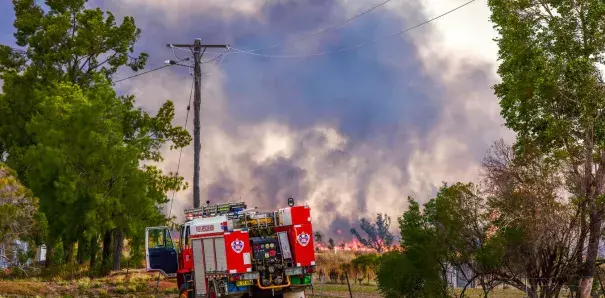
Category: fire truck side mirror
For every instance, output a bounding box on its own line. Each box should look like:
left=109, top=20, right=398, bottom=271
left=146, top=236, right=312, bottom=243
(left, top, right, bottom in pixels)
left=288, top=197, right=295, bottom=207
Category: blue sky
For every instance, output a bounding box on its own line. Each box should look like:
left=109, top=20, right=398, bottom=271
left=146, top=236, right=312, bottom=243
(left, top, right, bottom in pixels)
left=0, top=0, right=512, bottom=238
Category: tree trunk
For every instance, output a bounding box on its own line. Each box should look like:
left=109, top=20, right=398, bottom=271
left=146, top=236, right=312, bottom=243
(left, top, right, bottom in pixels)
left=579, top=203, right=602, bottom=297
left=77, top=236, right=87, bottom=265
left=579, top=126, right=598, bottom=298
left=65, top=242, right=74, bottom=264
left=45, top=244, right=54, bottom=268
left=101, top=230, right=113, bottom=275
left=112, top=229, right=124, bottom=271
left=89, top=234, right=98, bottom=272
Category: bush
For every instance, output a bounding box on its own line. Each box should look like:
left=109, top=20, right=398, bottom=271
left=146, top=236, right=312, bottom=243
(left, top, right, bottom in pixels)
left=98, top=289, right=110, bottom=298
left=114, top=285, right=127, bottom=294
left=76, top=278, right=90, bottom=290
left=376, top=250, right=451, bottom=298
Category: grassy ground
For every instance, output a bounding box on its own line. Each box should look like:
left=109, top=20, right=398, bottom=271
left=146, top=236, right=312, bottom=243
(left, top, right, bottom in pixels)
left=306, top=283, right=528, bottom=297
left=0, top=270, right=178, bottom=298
left=0, top=271, right=530, bottom=298
left=453, top=288, right=525, bottom=298
left=306, top=283, right=381, bottom=298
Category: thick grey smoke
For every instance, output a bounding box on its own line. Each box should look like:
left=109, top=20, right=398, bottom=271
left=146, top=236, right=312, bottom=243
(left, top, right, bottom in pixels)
left=101, top=0, right=513, bottom=240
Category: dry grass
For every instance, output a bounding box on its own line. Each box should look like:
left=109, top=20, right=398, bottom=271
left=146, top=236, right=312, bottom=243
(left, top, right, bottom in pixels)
left=0, top=275, right=533, bottom=298
left=455, top=288, right=526, bottom=298
left=0, top=256, right=537, bottom=297
left=315, top=251, right=357, bottom=272
left=0, top=270, right=177, bottom=297
left=0, top=281, right=47, bottom=296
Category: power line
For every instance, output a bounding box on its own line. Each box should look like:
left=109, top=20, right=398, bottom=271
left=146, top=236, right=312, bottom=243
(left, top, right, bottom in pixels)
left=113, top=59, right=189, bottom=83
left=228, top=0, right=476, bottom=59
left=168, top=77, right=194, bottom=219
left=7, top=45, right=179, bottom=84
left=202, top=49, right=230, bottom=64
left=243, top=0, right=397, bottom=53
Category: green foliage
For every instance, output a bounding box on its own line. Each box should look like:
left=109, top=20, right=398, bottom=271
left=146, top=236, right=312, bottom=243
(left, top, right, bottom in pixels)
left=9, top=0, right=147, bottom=84
left=0, top=0, right=191, bottom=271
left=350, top=213, right=394, bottom=253
left=376, top=197, right=451, bottom=298
left=350, top=254, right=379, bottom=284
left=0, top=162, right=47, bottom=271
left=377, top=251, right=430, bottom=298
left=0, top=0, right=148, bottom=155
left=0, top=162, right=46, bottom=244
left=376, top=184, right=492, bottom=297
left=489, top=0, right=605, bottom=153
left=424, top=182, right=488, bottom=270
left=488, top=1, right=605, bottom=292
left=376, top=144, right=580, bottom=297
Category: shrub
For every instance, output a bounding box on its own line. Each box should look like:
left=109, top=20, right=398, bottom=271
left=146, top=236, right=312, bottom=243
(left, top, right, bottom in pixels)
left=98, top=289, right=110, bottom=298
left=114, top=285, right=127, bottom=294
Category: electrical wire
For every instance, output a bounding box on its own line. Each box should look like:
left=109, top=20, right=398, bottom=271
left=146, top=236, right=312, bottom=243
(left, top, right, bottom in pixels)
left=113, top=65, right=170, bottom=83
left=243, top=0, right=397, bottom=53
left=228, top=0, right=476, bottom=59
left=202, top=49, right=230, bottom=64
left=172, top=46, right=225, bottom=56
left=168, top=76, right=194, bottom=219
left=113, top=58, right=189, bottom=83
left=214, top=51, right=229, bottom=68
left=172, top=46, right=188, bottom=62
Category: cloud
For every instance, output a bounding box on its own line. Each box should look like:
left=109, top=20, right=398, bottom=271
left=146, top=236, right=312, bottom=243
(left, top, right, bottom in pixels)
left=101, top=0, right=512, bottom=240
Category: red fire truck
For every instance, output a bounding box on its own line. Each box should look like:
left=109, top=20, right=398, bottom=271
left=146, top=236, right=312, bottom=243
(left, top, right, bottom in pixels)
left=145, top=198, right=315, bottom=298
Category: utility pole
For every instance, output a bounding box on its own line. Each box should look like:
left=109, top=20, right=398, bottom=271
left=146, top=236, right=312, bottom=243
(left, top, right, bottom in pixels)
left=167, top=39, right=228, bottom=208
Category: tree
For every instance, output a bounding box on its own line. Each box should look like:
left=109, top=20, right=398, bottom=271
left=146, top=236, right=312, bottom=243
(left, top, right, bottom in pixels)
left=376, top=140, right=584, bottom=298
left=17, top=80, right=188, bottom=272
left=422, top=182, right=490, bottom=297
left=0, top=0, right=190, bottom=273
left=376, top=199, right=451, bottom=298
left=351, top=254, right=379, bottom=285
left=314, top=231, right=323, bottom=243
left=0, top=162, right=47, bottom=274
left=0, top=0, right=147, bottom=155
left=488, top=1, right=605, bottom=296
left=351, top=213, right=394, bottom=253
left=328, top=238, right=335, bottom=250
left=479, top=140, right=581, bottom=297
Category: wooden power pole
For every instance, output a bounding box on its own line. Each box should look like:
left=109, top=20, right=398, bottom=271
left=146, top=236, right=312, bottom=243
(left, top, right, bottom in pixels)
left=167, top=39, right=228, bottom=208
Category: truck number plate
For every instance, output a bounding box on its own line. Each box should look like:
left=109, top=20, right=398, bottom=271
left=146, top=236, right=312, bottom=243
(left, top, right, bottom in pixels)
left=236, top=280, right=253, bottom=287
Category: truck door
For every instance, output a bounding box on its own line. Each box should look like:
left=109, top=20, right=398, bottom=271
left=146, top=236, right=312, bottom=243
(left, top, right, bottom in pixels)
left=145, top=226, right=178, bottom=277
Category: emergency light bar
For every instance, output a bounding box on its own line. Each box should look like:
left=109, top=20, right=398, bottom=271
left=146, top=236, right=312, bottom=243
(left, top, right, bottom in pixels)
left=184, top=202, right=247, bottom=218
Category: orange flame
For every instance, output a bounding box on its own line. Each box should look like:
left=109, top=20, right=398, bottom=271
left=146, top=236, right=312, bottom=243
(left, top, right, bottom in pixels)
left=315, top=237, right=397, bottom=253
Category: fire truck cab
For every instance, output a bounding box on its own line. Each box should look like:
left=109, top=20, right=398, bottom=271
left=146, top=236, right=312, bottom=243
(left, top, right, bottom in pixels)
left=145, top=199, right=315, bottom=298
